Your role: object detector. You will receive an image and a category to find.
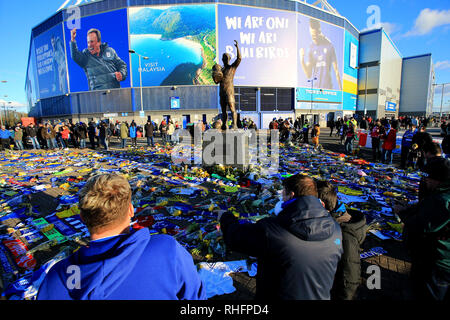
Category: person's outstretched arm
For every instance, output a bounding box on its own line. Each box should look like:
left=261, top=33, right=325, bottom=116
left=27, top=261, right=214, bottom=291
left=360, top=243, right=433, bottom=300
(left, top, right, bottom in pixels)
left=232, top=40, right=242, bottom=69
left=220, top=212, right=266, bottom=257
left=70, top=29, right=88, bottom=68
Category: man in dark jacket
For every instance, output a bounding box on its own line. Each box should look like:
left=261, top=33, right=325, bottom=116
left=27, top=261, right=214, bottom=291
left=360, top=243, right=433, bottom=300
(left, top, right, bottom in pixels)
left=98, top=122, right=111, bottom=151
left=395, top=157, right=450, bottom=301
left=37, top=173, right=205, bottom=300
left=88, top=122, right=97, bottom=150
left=219, top=174, right=343, bottom=300
left=26, top=124, right=41, bottom=150
left=400, top=124, right=417, bottom=169
left=144, top=120, right=154, bottom=147
left=70, top=28, right=127, bottom=91
left=411, top=126, right=433, bottom=170
left=78, top=123, right=88, bottom=149
left=317, top=180, right=367, bottom=300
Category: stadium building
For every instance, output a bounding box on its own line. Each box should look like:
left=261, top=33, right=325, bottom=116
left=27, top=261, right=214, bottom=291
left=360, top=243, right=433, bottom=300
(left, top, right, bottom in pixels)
left=25, top=0, right=434, bottom=128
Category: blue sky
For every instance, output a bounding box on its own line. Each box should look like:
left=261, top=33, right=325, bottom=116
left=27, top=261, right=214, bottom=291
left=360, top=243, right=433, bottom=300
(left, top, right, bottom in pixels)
left=0, top=0, right=449, bottom=112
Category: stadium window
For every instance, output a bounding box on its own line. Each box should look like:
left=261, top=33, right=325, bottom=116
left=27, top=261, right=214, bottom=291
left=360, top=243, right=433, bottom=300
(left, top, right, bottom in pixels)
left=261, top=88, right=277, bottom=112
left=277, top=88, right=294, bottom=111
left=236, top=87, right=257, bottom=112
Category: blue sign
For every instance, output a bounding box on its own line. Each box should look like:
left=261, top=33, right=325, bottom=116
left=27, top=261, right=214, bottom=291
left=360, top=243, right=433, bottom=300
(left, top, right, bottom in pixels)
left=171, top=97, right=180, bottom=109
left=296, top=87, right=343, bottom=104
left=343, top=92, right=357, bottom=111
left=385, top=101, right=397, bottom=112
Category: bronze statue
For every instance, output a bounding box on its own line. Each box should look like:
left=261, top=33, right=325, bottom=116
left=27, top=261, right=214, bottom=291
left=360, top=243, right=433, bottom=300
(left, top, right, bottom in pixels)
left=213, top=40, right=241, bottom=130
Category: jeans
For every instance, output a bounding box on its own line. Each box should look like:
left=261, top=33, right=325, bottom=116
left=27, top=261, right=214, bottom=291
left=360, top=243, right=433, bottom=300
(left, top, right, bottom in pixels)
left=58, top=137, right=65, bottom=149
left=131, top=137, right=137, bottom=147
left=15, top=140, right=24, bottom=150
left=147, top=136, right=154, bottom=147
left=121, top=138, right=127, bottom=149
left=344, top=137, right=354, bottom=154
left=29, top=137, right=40, bottom=149
left=46, top=139, right=55, bottom=149
left=382, top=149, right=393, bottom=164
left=100, top=137, right=108, bottom=150
left=426, top=268, right=450, bottom=301
left=79, top=139, right=86, bottom=149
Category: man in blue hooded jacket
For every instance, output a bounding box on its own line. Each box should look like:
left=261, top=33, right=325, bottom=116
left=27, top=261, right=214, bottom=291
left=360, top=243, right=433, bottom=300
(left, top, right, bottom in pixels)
left=37, top=173, right=205, bottom=300
left=220, top=174, right=343, bottom=300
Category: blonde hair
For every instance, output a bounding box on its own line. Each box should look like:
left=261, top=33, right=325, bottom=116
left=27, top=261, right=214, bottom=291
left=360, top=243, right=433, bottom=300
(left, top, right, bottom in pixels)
left=79, top=173, right=132, bottom=233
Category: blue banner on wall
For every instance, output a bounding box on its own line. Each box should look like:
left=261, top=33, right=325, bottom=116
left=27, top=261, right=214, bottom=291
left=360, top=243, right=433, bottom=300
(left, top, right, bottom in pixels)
left=385, top=101, right=397, bottom=111
left=343, top=92, right=357, bottom=111
left=34, top=23, right=68, bottom=99
left=296, top=87, right=343, bottom=104
left=171, top=97, right=180, bottom=109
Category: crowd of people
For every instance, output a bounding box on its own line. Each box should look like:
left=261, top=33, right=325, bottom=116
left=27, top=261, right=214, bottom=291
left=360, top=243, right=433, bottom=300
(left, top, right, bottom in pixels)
left=0, top=115, right=262, bottom=152
left=0, top=119, right=174, bottom=152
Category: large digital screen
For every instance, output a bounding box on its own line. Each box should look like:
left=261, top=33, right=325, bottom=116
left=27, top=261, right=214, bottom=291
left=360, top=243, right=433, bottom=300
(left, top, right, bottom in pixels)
left=64, top=9, right=131, bottom=92
left=343, top=30, right=359, bottom=111
left=217, top=4, right=297, bottom=87
left=297, top=15, right=344, bottom=92
left=129, top=5, right=217, bottom=87
left=26, top=41, right=40, bottom=106
left=34, top=23, right=68, bottom=99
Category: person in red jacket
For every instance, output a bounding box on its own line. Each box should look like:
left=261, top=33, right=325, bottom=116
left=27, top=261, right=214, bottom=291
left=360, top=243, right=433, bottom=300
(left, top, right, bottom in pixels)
left=381, top=123, right=397, bottom=164
left=370, top=120, right=382, bottom=162
left=61, top=125, right=71, bottom=150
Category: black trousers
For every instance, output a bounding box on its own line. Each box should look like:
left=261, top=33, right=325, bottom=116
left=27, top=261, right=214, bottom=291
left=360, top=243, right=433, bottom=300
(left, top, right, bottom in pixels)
left=0, top=138, right=10, bottom=150
left=400, top=146, right=410, bottom=169
left=371, top=137, right=381, bottom=161
left=89, top=134, right=96, bottom=149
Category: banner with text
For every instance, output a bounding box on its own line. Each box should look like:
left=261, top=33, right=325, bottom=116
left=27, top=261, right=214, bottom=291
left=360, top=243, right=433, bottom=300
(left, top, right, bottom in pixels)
left=217, top=4, right=297, bottom=87
left=34, top=23, right=68, bottom=99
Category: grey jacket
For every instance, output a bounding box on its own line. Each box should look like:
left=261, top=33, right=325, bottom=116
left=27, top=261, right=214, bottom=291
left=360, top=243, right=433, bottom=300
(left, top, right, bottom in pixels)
left=70, top=41, right=127, bottom=91
left=221, top=196, right=343, bottom=300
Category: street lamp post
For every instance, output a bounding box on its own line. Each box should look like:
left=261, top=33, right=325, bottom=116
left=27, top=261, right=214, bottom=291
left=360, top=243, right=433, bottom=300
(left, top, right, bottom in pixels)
left=433, top=83, right=449, bottom=120
left=307, top=77, right=317, bottom=121
left=439, top=83, right=446, bottom=119
left=129, top=50, right=149, bottom=116
left=0, top=80, right=6, bottom=127
left=364, top=65, right=368, bottom=117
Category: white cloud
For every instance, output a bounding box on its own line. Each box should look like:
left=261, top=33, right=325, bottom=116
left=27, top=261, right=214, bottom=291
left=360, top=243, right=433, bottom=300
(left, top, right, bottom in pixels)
left=405, top=8, right=450, bottom=36
left=435, top=60, right=450, bottom=70
left=0, top=99, right=28, bottom=113
left=361, top=22, right=400, bottom=36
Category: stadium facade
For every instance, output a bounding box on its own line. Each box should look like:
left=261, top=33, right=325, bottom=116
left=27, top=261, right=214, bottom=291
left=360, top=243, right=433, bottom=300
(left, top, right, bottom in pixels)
left=25, top=0, right=435, bottom=128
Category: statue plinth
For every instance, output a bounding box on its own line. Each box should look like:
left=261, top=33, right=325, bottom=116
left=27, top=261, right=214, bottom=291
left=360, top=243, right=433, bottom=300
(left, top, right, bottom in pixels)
left=201, top=129, right=252, bottom=170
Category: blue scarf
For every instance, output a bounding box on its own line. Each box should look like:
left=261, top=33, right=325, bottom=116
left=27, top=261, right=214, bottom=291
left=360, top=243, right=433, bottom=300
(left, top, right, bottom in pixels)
left=281, top=198, right=297, bottom=209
